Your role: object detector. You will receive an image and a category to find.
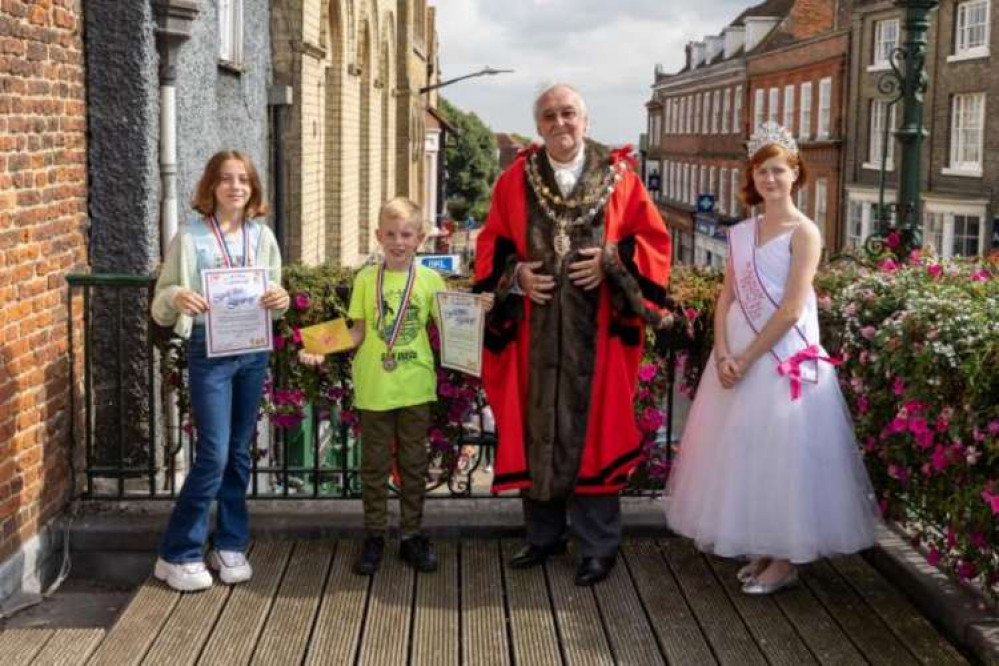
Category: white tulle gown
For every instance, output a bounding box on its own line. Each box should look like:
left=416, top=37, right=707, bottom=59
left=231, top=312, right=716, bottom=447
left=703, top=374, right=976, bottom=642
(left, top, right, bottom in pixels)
left=664, top=224, right=878, bottom=563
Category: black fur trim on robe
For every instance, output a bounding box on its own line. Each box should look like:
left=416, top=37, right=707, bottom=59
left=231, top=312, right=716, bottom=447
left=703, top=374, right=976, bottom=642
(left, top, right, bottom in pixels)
left=473, top=236, right=523, bottom=352
left=616, top=236, right=670, bottom=307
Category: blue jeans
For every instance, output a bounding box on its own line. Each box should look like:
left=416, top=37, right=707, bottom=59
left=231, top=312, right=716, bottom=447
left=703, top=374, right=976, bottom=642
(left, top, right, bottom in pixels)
left=159, top=326, right=270, bottom=563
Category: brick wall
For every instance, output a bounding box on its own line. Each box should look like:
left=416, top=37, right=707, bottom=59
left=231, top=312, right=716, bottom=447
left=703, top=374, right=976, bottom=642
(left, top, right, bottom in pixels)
left=0, top=0, right=87, bottom=564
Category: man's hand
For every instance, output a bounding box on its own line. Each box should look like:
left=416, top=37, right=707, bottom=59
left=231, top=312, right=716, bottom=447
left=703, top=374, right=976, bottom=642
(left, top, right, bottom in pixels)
left=567, top=247, right=604, bottom=290
left=261, top=285, right=290, bottom=311
left=517, top=261, right=556, bottom=305
left=479, top=293, right=495, bottom=313
left=172, top=288, right=209, bottom=316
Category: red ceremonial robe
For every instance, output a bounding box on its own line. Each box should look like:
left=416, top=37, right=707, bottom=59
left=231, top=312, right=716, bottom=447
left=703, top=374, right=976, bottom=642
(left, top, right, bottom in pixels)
left=474, top=142, right=672, bottom=498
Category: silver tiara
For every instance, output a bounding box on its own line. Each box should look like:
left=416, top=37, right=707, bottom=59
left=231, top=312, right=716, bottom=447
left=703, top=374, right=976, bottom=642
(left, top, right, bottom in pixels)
left=747, top=121, right=799, bottom=158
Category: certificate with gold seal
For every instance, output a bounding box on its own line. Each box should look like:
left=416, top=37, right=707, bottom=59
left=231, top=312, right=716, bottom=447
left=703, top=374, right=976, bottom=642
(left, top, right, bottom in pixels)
left=435, top=291, right=486, bottom=377
left=202, top=267, right=272, bottom=358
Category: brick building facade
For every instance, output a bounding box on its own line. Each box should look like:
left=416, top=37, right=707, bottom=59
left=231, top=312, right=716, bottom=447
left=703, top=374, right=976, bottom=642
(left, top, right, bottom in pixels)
left=272, top=0, right=441, bottom=267
left=0, top=0, right=87, bottom=595
left=844, top=0, right=998, bottom=257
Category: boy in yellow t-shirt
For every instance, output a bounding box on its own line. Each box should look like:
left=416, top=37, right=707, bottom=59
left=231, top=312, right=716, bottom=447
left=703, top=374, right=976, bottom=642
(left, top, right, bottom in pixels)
left=302, top=197, right=491, bottom=575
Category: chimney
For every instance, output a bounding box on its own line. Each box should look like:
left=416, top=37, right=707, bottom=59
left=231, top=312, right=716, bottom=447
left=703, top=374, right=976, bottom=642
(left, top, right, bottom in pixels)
left=744, top=16, right=781, bottom=52
left=723, top=25, right=746, bottom=58
left=690, top=41, right=706, bottom=68
left=704, top=35, right=724, bottom=62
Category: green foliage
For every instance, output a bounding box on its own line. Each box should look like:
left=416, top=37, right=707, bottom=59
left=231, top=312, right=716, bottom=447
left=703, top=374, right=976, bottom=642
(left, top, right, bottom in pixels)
left=440, top=98, right=500, bottom=223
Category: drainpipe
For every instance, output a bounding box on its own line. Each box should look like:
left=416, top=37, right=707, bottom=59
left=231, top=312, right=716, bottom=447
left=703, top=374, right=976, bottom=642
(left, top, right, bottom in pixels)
left=153, top=0, right=198, bottom=484
left=153, top=0, right=198, bottom=250
left=268, top=86, right=294, bottom=256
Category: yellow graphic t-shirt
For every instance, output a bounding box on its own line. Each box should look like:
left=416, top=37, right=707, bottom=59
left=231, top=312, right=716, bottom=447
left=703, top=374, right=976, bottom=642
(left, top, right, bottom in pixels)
left=348, top=263, right=446, bottom=411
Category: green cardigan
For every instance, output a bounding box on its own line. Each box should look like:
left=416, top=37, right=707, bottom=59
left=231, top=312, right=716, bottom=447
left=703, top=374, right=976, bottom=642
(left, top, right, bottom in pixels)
left=151, top=218, right=286, bottom=340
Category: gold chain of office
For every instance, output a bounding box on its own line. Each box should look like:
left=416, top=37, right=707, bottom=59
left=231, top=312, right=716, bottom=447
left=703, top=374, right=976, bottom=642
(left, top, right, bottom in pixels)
left=525, top=152, right=625, bottom=258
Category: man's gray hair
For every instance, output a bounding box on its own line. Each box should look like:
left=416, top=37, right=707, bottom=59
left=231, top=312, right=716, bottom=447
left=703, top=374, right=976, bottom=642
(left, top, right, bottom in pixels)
left=532, top=82, right=588, bottom=123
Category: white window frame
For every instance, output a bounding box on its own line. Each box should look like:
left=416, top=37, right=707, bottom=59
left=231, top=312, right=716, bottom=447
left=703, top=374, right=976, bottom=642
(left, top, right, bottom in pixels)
left=870, top=18, right=899, bottom=70
left=814, top=178, right=828, bottom=238
left=950, top=0, right=991, bottom=61
left=219, top=0, right=244, bottom=67
left=754, top=88, right=765, bottom=131
left=730, top=169, right=740, bottom=217
left=719, top=167, right=729, bottom=215
left=702, top=92, right=711, bottom=133
left=922, top=199, right=988, bottom=257
left=799, top=81, right=813, bottom=140
left=845, top=188, right=896, bottom=249
left=722, top=88, right=731, bottom=133
left=817, top=77, right=832, bottom=139
left=662, top=104, right=670, bottom=136
left=864, top=99, right=897, bottom=171
left=795, top=182, right=810, bottom=217
left=944, top=92, right=985, bottom=176
left=712, top=90, right=721, bottom=134
left=694, top=94, right=702, bottom=134
left=733, top=86, right=743, bottom=134
left=783, top=85, right=795, bottom=133
left=768, top=87, right=779, bottom=124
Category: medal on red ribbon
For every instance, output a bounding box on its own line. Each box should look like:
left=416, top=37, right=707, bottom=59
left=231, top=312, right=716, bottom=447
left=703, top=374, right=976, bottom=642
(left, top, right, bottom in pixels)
left=376, top=262, right=416, bottom=372
left=207, top=214, right=251, bottom=268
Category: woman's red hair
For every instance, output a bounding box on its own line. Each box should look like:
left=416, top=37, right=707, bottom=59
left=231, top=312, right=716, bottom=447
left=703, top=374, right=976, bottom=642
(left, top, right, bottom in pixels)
left=739, top=143, right=807, bottom=208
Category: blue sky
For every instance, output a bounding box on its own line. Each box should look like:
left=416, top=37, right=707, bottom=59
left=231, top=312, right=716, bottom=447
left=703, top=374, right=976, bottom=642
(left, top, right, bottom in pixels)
left=434, top=0, right=750, bottom=146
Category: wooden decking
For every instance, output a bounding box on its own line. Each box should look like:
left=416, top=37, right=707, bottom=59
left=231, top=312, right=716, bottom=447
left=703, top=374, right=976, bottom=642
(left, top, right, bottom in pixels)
left=1, top=537, right=969, bottom=665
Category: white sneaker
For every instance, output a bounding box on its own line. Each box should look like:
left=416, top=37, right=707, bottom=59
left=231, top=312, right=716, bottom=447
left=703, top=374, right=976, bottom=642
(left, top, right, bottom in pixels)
left=154, top=558, right=213, bottom=592
left=208, top=549, right=253, bottom=584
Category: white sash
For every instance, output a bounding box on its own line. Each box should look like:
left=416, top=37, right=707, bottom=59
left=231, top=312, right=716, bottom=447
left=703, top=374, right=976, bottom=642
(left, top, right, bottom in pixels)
left=728, top=218, right=820, bottom=390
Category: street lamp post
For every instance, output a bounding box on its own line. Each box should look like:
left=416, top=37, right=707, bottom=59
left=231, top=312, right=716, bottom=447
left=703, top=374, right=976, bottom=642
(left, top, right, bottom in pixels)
left=868, top=0, right=939, bottom=261
left=419, top=66, right=514, bottom=94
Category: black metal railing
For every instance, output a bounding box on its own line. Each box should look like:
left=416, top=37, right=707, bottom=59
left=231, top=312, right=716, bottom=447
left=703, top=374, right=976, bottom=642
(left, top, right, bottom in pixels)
left=67, top=274, right=680, bottom=500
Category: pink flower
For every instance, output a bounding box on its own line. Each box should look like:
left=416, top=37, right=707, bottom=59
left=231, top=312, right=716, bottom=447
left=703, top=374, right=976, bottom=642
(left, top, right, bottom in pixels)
left=926, top=548, right=941, bottom=567
left=970, top=531, right=988, bottom=549
left=892, top=377, right=905, bottom=396
left=274, top=334, right=286, bottom=350
left=988, top=420, right=999, bottom=435
left=908, top=417, right=928, bottom=435
left=638, top=363, right=657, bottom=382
left=291, top=327, right=303, bottom=343
left=926, top=264, right=943, bottom=279
left=914, top=430, right=934, bottom=450
left=965, top=447, right=979, bottom=465
left=971, top=269, right=990, bottom=282
left=844, top=303, right=857, bottom=317
left=886, top=231, right=901, bottom=249
left=930, top=445, right=949, bottom=472
left=981, top=489, right=999, bottom=515
left=860, top=326, right=877, bottom=340
left=294, top=292, right=311, bottom=310
left=889, top=417, right=908, bottom=434
left=956, top=560, right=977, bottom=580
left=879, top=258, right=899, bottom=272
left=935, top=416, right=950, bottom=433
left=683, top=307, right=699, bottom=322
left=857, top=396, right=870, bottom=415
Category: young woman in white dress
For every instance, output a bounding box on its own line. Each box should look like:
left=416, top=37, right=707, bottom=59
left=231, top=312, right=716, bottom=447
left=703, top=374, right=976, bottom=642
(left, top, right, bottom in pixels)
left=664, top=122, right=878, bottom=595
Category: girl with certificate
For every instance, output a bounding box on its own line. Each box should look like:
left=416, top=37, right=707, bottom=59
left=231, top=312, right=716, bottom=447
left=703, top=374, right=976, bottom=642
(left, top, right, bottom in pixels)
left=150, top=151, right=289, bottom=592
left=664, top=123, right=878, bottom=595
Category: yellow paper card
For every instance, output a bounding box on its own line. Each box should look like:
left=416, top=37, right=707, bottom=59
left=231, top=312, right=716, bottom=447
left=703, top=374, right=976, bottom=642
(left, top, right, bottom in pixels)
left=300, top=318, right=354, bottom=355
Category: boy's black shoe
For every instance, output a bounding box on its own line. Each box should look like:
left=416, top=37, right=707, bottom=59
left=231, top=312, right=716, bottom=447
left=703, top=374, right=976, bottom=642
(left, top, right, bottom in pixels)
left=399, top=534, right=439, bottom=572
left=353, top=535, right=385, bottom=575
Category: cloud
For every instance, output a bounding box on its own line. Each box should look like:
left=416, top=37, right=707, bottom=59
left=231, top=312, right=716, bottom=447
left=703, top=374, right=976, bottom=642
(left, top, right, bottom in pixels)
left=434, top=0, right=749, bottom=144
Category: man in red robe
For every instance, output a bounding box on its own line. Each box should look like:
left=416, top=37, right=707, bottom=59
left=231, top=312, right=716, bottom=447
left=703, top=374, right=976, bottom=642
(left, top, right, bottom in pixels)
left=473, top=84, right=672, bottom=585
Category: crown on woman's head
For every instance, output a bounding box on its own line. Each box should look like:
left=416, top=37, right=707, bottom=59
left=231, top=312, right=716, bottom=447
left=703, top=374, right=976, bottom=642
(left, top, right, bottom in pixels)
left=747, top=121, right=799, bottom=158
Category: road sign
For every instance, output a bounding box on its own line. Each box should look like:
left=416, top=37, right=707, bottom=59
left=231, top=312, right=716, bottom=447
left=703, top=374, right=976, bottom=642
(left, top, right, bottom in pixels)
left=417, top=254, right=463, bottom=274
left=696, top=193, right=716, bottom=214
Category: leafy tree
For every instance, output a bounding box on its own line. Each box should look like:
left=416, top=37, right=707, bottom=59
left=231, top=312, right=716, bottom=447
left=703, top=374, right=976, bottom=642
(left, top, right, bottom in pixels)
left=440, top=98, right=500, bottom=223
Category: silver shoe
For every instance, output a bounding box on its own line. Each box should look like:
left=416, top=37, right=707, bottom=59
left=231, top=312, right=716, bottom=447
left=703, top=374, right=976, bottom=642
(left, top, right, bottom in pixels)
left=736, top=558, right=769, bottom=583
left=741, top=569, right=798, bottom=595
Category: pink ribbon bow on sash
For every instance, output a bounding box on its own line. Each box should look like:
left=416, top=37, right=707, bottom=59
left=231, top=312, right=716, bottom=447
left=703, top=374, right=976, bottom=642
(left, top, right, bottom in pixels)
left=777, top=345, right=841, bottom=401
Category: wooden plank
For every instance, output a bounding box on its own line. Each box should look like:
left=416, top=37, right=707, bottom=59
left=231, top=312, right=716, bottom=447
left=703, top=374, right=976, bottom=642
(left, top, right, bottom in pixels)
left=801, top=560, right=917, bottom=666
left=546, top=545, right=614, bottom=666
left=251, top=540, right=332, bottom=666
left=660, top=538, right=767, bottom=666
left=706, top=556, right=816, bottom=666
left=832, top=555, right=968, bottom=665
left=197, top=540, right=292, bottom=666
left=357, top=540, right=413, bottom=666
left=411, top=540, right=459, bottom=666
left=141, top=580, right=230, bottom=666
left=500, top=540, right=560, bottom=666
left=303, top=540, right=368, bottom=666
left=593, top=543, right=666, bottom=665
left=31, top=628, right=104, bottom=666
left=460, top=540, right=509, bottom=666
left=0, top=628, right=53, bottom=665
left=622, top=540, right=716, bottom=666
left=768, top=567, right=865, bottom=665
left=87, top=579, right=179, bottom=666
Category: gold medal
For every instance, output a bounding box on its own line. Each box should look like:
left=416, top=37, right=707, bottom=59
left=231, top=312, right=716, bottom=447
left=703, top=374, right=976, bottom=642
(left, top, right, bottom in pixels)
left=554, top=229, right=571, bottom=259
left=382, top=355, right=397, bottom=372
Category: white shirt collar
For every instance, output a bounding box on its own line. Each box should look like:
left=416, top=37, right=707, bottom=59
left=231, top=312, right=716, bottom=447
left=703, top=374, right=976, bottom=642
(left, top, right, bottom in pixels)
left=546, top=145, right=586, bottom=198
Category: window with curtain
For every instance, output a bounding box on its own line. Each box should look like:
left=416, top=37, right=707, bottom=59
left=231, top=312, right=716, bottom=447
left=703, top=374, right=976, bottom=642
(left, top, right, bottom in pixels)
left=872, top=19, right=899, bottom=67
left=799, top=82, right=813, bottom=139
left=817, top=78, right=832, bottom=138
left=868, top=99, right=897, bottom=169
left=218, top=0, right=243, bottom=66
left=954, top=0, right=990, bottom=57
left=733, top=86, right=743, bottom=134
left=753, top=88, right=765, bottom=131
left=949, top=92, right=985, bottom=173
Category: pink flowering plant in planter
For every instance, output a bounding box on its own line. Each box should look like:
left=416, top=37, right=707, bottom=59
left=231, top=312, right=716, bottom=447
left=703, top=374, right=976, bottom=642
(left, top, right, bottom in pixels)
left=817, top=252, right=998, bottom=599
